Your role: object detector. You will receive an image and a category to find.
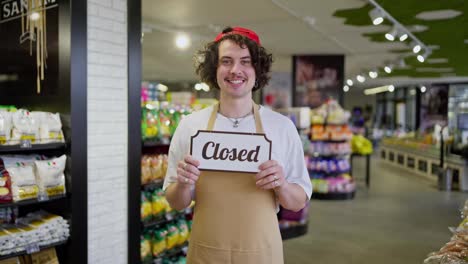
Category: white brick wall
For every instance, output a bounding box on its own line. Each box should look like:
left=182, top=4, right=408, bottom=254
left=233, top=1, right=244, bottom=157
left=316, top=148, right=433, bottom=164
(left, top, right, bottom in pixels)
left=87, top=0, right=128, bottom=263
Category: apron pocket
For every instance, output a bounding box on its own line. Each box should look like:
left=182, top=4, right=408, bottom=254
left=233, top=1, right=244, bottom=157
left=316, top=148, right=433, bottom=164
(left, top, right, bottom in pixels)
left=187, top=242, right=230, bottom=264
left=231, top=247, right=273, bottom=264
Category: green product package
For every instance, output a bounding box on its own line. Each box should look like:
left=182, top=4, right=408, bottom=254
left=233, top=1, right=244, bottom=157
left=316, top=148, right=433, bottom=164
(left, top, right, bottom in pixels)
left=152, top=226, right=167, bottom=257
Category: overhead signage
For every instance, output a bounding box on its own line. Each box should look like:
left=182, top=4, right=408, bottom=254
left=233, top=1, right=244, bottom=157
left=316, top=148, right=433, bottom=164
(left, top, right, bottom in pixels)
left=1, top=0, right=58, bottom=24
left=190, top=130, right=272, bottom=173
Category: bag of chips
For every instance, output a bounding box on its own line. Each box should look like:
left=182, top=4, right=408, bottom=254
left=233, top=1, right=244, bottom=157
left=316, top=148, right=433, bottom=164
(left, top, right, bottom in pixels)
left=31, top=112, right=65, bottom=144
left=34, top=155, right=67, bottom=199
left=5, top=160, right=38, bottom=202
left=0, top=159, right=13, bottom=203
left=11, top=109, right=39, bottom=145
left=0, top=110, right=12, bottom=145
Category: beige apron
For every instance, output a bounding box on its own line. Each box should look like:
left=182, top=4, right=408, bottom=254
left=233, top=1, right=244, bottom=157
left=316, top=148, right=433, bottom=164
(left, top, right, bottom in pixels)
left=186, top=102, right=284, bottom=264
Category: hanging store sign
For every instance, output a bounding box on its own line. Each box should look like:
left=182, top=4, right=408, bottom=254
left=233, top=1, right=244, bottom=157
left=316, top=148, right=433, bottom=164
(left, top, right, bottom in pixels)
left=1, top=0, right=58, bottom=23
left=190, top=130, right=272, bottom=173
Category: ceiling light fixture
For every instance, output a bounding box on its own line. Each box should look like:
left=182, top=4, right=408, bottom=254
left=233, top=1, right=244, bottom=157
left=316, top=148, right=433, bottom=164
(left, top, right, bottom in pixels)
left=369, top=7, right=384, bottom=25
left=346, top=79, right=354, bottom=86
left=385, top=27, right=397, bottom=41
left=384, top=66, right=393, bottom=74
left=420, top=86, right=427, bottom=93
left=417, top=54, right=425, bottom=63
left=343, top=85, right=350, bottom=92
left=368, top=71, right=378, bottom=79
left=399, top=32, right=408, bottom=41
left=364, top=85, right=392, bottom=95
left=357, top=74, right=366, bottom=83
left=411, top=42, right=422, bottom=53
left=175, top=33, right=191, bottom=49
left=388, top=85, right=395, bottom=92
left=367, top=0, right=431, bottom=75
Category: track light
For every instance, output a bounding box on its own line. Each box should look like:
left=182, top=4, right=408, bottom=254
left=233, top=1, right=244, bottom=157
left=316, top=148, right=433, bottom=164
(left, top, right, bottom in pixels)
left=346, top=79, right=354, bottom=86
left=385, top=27, right=398, bottom=41
left=356, top=75, right=366, bottom=83
left=343, top=85, right=350, bottom=92
left=417, top=54, right=425, bottom=63
left=384, top=66, right=393, bottom=74
left=399, top=32, right=408, bottom=42
left=368, top=71, right=378, bottom=79
left=411, top=42, right=422, bottom=53
left=369, top=8, right=384, bottom=25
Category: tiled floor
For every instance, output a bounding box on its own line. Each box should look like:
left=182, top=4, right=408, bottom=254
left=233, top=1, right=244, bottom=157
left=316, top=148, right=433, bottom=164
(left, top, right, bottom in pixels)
left=283, top=156, right=467, bottom=264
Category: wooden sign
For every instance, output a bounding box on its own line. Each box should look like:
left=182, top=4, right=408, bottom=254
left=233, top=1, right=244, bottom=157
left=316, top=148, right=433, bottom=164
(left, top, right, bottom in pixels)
left=190, top=130, right=272, bottom=173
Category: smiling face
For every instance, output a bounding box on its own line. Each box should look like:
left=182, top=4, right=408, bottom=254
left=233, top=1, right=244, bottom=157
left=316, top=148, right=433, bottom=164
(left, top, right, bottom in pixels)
left=216, top=40, right=256, bottom=101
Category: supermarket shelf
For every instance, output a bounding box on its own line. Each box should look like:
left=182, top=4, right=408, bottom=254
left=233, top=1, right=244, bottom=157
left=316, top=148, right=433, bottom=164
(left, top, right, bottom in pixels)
left=310, top=139, right=349, bottom=143
left=311, top=123, right=348, bottom=126
left=0, top=142, right=66, bottom=154
left=308, top=170, right=350, bottom=177
left=310, top=153, right=351, bottom=159
left=311, top=191, right=355, bottom=200
left=155, top=242, right=189, bottom=260
left=0, top=194, right=67, bottom=209
left=0, top=240, right=68, bottom=260
left=142, top=211, right=189, bottom=229
left=280, top=224, right=308, bottom=240
left=141, top=180, right=164, bottom=191
left=142, top=141, right=170, bottom=148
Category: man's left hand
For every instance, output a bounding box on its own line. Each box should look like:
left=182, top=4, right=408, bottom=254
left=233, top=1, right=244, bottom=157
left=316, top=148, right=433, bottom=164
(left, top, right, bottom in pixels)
left=255, top=160, right=285, bottom=190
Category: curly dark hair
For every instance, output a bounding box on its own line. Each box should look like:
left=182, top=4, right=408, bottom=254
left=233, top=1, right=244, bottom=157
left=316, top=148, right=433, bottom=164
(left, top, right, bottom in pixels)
left=195, top=27, right=273, bottom=92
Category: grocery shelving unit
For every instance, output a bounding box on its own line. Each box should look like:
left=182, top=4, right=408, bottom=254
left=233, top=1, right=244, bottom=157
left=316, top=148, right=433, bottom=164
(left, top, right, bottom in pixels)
left=0, top=0, right=88, bottom=262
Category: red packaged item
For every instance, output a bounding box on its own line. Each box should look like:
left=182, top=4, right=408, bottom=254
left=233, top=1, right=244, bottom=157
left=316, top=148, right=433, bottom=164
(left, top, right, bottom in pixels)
left=0, top=159, right=13, bottom=203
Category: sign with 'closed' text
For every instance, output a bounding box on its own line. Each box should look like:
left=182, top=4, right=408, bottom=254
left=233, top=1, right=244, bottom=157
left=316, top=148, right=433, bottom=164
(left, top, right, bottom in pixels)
left=190, top=130, right=272, bottom=173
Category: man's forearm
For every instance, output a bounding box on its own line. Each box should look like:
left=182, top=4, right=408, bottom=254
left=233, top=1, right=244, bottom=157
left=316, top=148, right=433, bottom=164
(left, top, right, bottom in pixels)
left=165, top=183, right=193, bottom=211
left=275, top=183, right=307, bottom=212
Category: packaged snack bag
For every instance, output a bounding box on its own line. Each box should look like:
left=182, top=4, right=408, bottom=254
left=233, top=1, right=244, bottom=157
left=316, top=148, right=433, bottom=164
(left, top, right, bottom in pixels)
left=5, top=160, right=38, bottom=202
left=176, top=219, right=189, bottom=245
left=141, top=192, right=152, bottom=223
left=11, top=109, right=39, bottom=145
left=0, top=110, right=12, bottom=145
left=151, top=155, right=163, bottom=181
left=34, top=155, right=67, bottom=198
left=165, top=223, right=179, bottom=249
left=151, top=189, right=166, bottom=217
left=31, top=112, right=65, bottom=144
left=141, top=156, right=152, bottom=185
left=152, top=227, right=167, bottom=257
left=141, top=231, right=152, bottom=263
left=0, top=159, right=13, bottom=203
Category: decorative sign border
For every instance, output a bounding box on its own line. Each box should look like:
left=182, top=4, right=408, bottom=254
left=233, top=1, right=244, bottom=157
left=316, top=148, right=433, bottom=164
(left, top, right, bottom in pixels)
left=190, top=130, right=272, bottom=174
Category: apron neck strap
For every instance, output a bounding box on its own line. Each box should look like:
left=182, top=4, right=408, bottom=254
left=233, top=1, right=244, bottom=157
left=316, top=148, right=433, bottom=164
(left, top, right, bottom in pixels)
left=207, top=101, right=264, bottom=134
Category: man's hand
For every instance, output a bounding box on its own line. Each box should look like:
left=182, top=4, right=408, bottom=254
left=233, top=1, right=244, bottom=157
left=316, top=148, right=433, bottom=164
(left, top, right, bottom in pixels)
left=176, top=155, right=201, bottom=186
left=256, top=160, right=307, bottom=212
left=255, top=160, right=285, bottom=190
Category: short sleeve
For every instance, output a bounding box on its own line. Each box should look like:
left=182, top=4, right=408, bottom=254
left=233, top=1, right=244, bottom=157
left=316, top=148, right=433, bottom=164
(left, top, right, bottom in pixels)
left=283, top=123, right=312, bottom=199
left=163, top=118, right=189, bottom=191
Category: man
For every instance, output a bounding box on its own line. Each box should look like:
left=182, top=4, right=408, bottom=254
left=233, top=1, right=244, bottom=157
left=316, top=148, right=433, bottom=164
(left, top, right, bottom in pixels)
left=164, top=26, right=311, bottom=264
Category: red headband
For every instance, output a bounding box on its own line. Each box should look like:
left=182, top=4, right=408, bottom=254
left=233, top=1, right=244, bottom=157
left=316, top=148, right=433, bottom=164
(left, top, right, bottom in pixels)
left=214, top=27, right=261, bottom=45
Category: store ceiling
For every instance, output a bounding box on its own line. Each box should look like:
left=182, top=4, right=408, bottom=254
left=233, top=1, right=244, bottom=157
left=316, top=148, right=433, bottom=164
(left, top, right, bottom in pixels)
left=141, top=0, right=468, bottom=88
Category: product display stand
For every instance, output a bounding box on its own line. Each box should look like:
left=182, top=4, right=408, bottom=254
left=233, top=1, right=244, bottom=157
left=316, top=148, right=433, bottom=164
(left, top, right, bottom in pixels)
left=309, top=101, right=356, bottom=200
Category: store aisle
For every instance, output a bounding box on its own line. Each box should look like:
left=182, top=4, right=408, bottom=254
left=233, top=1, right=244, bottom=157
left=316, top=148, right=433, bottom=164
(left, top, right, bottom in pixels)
left=284, top=155, right=467, bottom=264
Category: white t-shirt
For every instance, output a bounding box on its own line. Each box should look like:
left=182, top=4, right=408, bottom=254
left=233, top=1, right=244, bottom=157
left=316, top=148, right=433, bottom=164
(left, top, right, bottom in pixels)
left=163, top=105, right=312, bottom=204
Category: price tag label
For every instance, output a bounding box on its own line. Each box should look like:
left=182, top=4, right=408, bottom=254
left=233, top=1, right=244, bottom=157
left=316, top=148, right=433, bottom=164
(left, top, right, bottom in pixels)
left=26, top=243, right=40, bottom=254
